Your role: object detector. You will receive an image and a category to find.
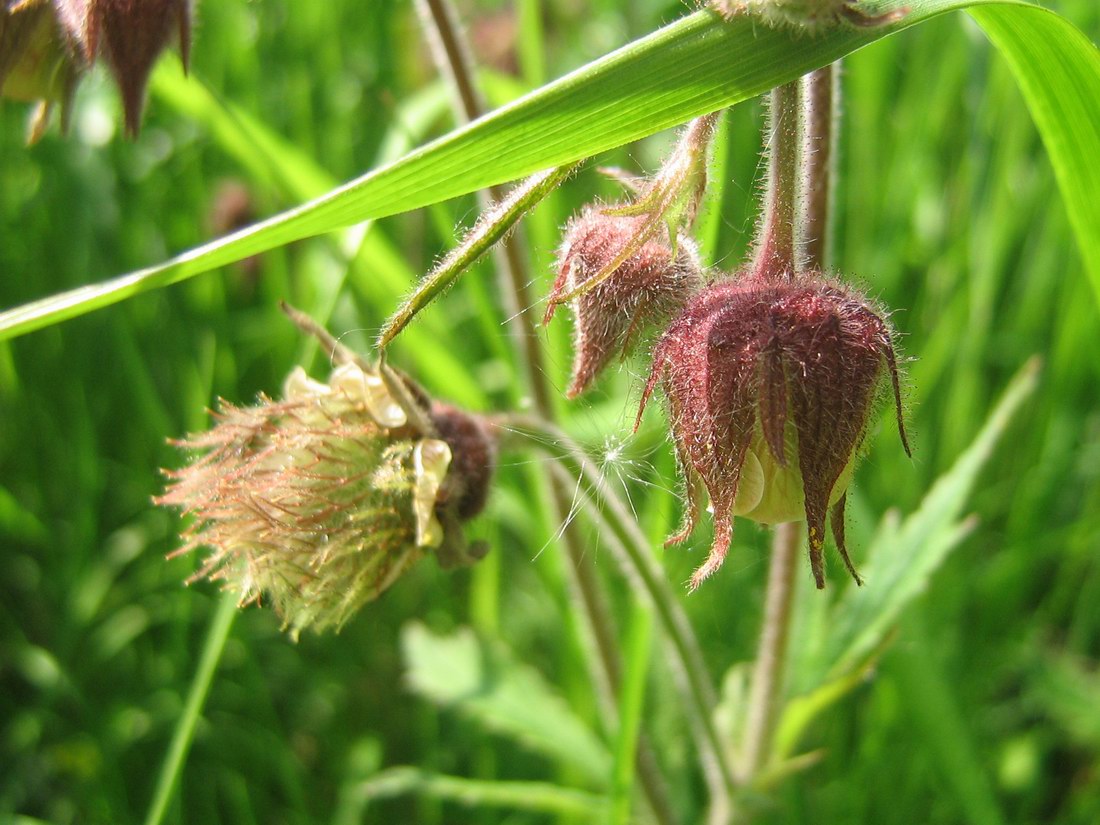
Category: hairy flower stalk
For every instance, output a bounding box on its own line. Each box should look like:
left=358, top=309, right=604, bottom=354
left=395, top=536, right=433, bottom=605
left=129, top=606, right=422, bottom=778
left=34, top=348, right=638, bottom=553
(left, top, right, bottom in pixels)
left=544, top=114, right=716, bottom=396
left=637, top=80, right=910, bottom=591
left=158, top=360, right=495, bottom=638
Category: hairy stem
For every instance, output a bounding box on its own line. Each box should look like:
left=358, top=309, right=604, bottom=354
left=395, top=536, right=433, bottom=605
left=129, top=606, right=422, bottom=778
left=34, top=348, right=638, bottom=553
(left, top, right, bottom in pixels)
left=754, top=81, right=801, bottom=279
left=415, top=1, right=699, bottom=821
left=801, top=65, right=838, bottom=270
left=741, top=68, right=837, bottom=786
left=740, top=522, right=800, bottom=780
left=414, top=0, right=554, bottom=415
left=499, top=415, right=739, bottom=815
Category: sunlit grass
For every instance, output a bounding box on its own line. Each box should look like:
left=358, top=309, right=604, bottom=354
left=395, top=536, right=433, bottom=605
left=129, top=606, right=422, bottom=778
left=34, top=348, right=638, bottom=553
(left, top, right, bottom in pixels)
left=1, top=1, right=1098, bottom=823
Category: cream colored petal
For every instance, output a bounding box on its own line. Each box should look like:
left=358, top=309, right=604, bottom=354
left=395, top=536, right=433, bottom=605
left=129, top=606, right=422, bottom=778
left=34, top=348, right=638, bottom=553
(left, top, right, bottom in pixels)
left=283, top=366, right=331, bottom=400
left=731, top=448, right=765, bottom=516
left=412, top=439, right=452, bottom=548
left=330, top=362, right=407, bottom=428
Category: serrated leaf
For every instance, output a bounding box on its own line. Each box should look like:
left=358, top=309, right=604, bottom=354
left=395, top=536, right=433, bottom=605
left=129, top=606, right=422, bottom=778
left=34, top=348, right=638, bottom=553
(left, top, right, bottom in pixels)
left=401, top=622, right=612, bottom=783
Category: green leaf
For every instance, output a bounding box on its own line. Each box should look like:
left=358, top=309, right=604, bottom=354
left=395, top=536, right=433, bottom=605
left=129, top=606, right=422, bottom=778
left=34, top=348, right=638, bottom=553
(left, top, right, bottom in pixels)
left=968, top=8, right=1100, bottom=309
left=2, top=1, right=1097, bottom=340
left=400, top=622, right=612, bottom=782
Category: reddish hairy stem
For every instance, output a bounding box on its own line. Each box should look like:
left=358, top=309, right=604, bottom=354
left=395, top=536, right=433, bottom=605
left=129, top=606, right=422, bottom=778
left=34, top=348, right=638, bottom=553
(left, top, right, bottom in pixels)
left=754, top=81, right=801, bottom=279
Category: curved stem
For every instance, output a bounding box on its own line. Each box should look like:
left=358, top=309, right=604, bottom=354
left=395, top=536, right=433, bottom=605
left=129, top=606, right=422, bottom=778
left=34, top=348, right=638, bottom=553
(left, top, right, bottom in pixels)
left=499, top=416, right=739, bottom=811
left=753, top=81, right=801, bottom=279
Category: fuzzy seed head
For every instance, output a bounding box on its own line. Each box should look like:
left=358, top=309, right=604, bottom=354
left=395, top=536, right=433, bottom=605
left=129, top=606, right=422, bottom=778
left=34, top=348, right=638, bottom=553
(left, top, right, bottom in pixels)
left=638, top=268, right=909, bottom=590
left=158, top=361, right=494, bottom=637
left=548, top=208, right=704, bottom=398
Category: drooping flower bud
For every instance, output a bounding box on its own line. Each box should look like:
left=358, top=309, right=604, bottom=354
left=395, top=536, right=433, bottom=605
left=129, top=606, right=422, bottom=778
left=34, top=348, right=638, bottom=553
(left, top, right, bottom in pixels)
left=70, top=0, right=192, bottom=137
left=0, top=0, right=86, bottom=141
left=544, top=114, right=717, bottom=396
left=547, top=207, right=704, bottom=398
left=637, top=268, right=909, bottom=590
left=1, top=0, right=191, bottom=138
left=157, top=360, right=495, bottom=638
left=710, top=0, right=908, bottom=29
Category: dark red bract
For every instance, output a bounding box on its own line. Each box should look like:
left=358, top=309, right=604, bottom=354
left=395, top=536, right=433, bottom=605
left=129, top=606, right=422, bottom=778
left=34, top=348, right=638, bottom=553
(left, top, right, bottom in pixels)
left=546, top=207, right=703, bottom=398
left=637, top=268, right=910, bottom=590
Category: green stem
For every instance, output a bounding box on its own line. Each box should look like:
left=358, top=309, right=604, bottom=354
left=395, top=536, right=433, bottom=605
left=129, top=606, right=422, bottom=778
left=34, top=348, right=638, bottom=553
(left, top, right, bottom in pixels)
left=500, top=416, right=739, bottom=814
left=143, top=591, right=237, bottom=825
left=740, top=522, right=800, bottom=780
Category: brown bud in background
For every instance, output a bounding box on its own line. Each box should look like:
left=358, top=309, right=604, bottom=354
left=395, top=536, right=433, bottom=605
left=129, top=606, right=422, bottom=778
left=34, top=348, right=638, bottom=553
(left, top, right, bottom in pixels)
left=547, top=207, right=704, bottom=398
left=637, top=268, right=910, bottom=590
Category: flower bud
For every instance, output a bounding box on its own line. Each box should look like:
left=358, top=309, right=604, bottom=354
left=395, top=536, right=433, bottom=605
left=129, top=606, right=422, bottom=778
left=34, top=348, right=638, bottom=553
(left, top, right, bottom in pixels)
left=637, top=269, right=910, bottom=590
left=0, top=0, right=85, bottom=141
left=547, top=207, right=704, bottom=398
left=157, top=361, right=495, bottom=637
left=544, top=114, right=718, bottom=396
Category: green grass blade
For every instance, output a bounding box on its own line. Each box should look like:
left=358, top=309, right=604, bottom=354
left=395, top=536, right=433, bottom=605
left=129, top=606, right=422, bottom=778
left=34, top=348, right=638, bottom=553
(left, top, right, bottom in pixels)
left=142, top=591, right=237, bottom=825
left=609, top=602, right=653, bottom=825
left=3, top=0, right=1097, bottom=342
left=969, top=6, right=1100, bottom=306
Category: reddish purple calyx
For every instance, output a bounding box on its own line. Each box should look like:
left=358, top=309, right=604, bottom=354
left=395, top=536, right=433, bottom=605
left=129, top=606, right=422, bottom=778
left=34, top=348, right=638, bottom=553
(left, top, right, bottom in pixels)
left=637, top=267, right=910, bottom=590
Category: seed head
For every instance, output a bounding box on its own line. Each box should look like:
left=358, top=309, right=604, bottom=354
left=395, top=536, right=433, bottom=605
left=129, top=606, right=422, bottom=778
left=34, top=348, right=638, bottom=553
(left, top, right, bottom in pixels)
left=637, top=267, right=910, bottom=590
left=547, top=207, right=704, bottom=398
left=157, top=361, right=495, bottom=637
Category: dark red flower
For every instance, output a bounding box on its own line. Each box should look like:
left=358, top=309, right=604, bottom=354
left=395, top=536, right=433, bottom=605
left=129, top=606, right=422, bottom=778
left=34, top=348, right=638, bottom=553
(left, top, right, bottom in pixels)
left=637, top=268, right=910, bottom=590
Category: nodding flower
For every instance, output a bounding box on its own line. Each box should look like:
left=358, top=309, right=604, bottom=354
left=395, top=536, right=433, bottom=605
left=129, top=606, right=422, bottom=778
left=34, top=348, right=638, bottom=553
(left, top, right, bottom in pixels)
left=637, top=266, right=910, bottom=591
left=544, top=114, right=719, bottom=397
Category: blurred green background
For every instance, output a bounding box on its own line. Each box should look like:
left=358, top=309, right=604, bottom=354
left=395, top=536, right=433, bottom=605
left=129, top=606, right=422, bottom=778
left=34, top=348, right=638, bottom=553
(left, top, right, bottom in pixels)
left=1, top=1, right=1099, bottom=823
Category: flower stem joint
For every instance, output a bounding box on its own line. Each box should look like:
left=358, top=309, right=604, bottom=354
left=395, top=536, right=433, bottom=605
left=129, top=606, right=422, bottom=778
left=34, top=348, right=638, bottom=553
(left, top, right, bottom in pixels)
left=637, top=265, right=910, bottom=591
left=157, top=361, right=496, bottom=638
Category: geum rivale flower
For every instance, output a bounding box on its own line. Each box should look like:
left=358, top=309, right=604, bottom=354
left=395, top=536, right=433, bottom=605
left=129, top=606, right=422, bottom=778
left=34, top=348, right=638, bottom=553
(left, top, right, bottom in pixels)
left=637, top=269, right=910, bottom=591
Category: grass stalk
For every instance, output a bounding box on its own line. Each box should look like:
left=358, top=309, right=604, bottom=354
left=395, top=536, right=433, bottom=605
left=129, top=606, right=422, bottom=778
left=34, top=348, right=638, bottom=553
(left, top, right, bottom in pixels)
left=143, top=591, right=237, bottom=825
